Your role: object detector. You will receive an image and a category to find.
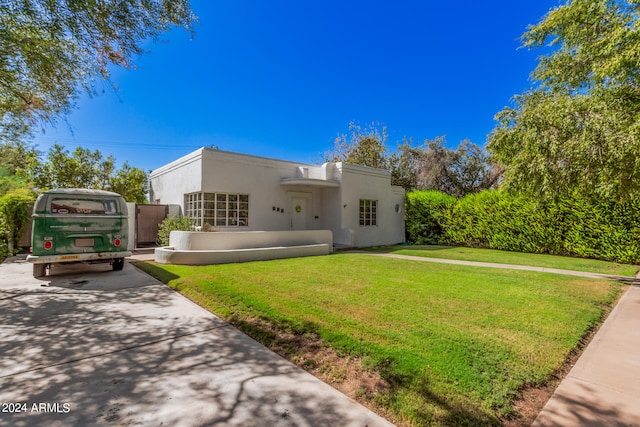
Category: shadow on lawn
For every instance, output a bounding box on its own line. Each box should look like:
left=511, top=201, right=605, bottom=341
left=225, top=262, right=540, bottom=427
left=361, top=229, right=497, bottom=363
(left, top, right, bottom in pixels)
left=0, top=261, right=380, bottom=427
left=375, top=360, right=501, bottom=427
left=128, top=259, right=180, bottom=284
left=130, top=260, right=510, bottom=426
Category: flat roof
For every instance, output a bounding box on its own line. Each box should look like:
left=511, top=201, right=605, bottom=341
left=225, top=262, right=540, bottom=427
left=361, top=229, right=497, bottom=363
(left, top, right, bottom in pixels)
left=41, top=188, right=122, bottom=197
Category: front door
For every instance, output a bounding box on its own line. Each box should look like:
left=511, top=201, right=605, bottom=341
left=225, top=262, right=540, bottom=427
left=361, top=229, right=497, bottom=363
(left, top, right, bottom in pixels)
left=290, top=194, right=311, bottom=230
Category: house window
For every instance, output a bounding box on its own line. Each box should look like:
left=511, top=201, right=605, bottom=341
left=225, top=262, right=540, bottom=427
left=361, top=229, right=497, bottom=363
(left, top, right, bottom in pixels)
left=184, top=193, right=202, bottom=223
left=184, top=192, right=249, bottom=227
left=359, top=199, right=377, bottom=226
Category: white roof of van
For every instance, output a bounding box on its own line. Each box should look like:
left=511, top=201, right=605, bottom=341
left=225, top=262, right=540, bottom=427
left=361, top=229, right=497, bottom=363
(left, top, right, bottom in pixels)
left=42, top=188, right=122, bottom=197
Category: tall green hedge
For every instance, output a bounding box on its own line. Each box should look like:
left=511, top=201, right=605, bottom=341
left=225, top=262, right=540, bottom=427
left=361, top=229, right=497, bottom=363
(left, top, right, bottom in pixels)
left=405, top=189, right=640, bottom=264
left=405, top=190, right=456, bottom=244
left=440, top=191, right=565, bottom=254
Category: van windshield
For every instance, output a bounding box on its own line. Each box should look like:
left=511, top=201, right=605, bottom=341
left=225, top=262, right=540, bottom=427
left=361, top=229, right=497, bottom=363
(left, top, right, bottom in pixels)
left=50, top=198, right=119, bottom=215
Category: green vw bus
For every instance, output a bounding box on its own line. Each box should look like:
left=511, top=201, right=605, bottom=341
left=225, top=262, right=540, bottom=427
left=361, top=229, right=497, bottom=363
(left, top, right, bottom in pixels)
left=27, top=188, right=132, bottom=277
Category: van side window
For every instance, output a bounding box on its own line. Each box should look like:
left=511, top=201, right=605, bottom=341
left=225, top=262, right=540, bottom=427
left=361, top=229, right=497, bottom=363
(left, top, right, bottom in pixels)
left=50, top=198, right=119, bottom=215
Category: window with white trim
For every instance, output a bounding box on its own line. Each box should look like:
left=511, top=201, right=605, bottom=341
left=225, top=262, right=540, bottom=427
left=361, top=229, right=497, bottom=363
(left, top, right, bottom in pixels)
left=359, top=199, right=377, bottom=226
left=184, top=192, right=249, bottom=227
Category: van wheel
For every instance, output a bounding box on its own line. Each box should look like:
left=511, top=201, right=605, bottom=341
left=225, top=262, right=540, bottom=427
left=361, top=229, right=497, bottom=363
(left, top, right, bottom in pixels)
left=33, top=263, right=47, bottom=278
left=112, top=258, right=125, bottom=271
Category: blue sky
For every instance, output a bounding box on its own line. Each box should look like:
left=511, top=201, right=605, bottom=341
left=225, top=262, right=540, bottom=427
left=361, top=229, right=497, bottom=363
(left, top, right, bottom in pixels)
left=32, top=0, right=560, bottom=172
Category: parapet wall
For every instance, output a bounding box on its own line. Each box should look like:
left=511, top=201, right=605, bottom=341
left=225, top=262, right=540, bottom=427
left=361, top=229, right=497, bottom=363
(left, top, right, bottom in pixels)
left=155, top=230, right=333, bottom=265
left=169, top=230, right=333, bottom=250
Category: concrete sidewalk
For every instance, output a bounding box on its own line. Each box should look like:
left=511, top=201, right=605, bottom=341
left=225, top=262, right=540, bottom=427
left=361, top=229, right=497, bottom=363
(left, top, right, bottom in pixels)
left=532, top=281, right=640, bottom=427
left=355, top=251, right=639, bottom=281
left=0, top=257, right=393, bottom=427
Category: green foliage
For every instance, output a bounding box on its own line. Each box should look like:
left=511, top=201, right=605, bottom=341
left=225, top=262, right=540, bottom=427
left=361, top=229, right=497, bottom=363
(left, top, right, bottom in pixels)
left=489, top=0, right=640, bottom=201
left=0, top=141, right=38, bottom=176
left=108, top=163, right=149, bottom=204
left=29, top=144, right=114, bottom=189
left=325, top=123, right=501, bottom=196
left=0, top=188, right=36, bottom=258
left=388, top=137, right=418, bottom=191
left=523, top=0, right=640, bottom=91
left=0, top=169, right=29, bottom=198
left=440, top=190, right=561, bottom=254
left=405, top=189, right=640, bottom=264
left=491, top=89, right=640, bottom=202
left=0, top=0, right=195, bottom=142
left=561, top=197, right=640, bottom=264
left=156, top=216, right=193, bottom=246
left=27, top=144, right=148, bottom=202
left=324, top=121, right=390, bottom=170
left=405, top=190, right=456, bottom=244
left=397, top=137, right=502, bottom=196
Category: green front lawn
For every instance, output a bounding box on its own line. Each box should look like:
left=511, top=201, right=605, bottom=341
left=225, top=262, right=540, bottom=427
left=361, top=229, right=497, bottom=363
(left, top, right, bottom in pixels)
left=138, top=253, right=623, bottom=426
left=366, top=245, right=639, bottom=277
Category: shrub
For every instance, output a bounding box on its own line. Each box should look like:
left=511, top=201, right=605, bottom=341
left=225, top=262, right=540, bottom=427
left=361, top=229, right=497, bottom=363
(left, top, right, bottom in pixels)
left=0, top=188, right=36, bottom=259
left=407, top=188, right=640, bottom=264
left=441, top=190, right=561, bottom=254
left=561, top=197, right=640, bottom=264
left=156, top=216, right=193, bottom=246
left=405, top=190, right=456, bottom=244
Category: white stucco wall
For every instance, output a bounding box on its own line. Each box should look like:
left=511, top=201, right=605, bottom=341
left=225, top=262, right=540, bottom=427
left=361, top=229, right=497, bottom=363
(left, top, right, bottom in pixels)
left=150, top=148, right=331, bottom=232
left=126, top=202, right=136, bottom=251
left=149, top=149, right=204, bottom=209
left=198, top=149, right=325, bottom=231
left=336, top=163, right=405, bottom=247
left=167, top=230, right=333, bottom=250
left=149, top=148, right=405, bottom=248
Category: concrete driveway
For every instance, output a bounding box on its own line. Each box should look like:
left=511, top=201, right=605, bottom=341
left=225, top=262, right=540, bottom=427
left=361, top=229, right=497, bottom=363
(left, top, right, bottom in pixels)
left=0, top=257, right=394, bottom=427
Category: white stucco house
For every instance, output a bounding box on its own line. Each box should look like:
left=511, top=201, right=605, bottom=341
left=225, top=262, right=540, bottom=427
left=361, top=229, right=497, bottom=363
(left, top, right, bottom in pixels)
left=149, top=147, right=405, bottom=248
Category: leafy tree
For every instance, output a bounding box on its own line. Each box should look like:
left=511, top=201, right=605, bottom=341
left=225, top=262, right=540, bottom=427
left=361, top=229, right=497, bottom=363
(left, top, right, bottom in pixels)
left=447, top=140, right=503, bottom=197
left=389, top=137, right=419, bottom=191
left=29, top=144, right=115, bottom=189
left=0, top=141, right=38, bottom=176
left=489, top=0, right=640, bottom=202
left=0, top=141, right=38, bottom=199
left=324, top=121, right=390, bottom=170
left=392, top=137, right=501, bottom=196
left=0, top=0, right=195, bottom=142
left=324, top=122, right=500, bottom=196
left=0, top=169, right=29, bottom=198
left=27, top=144, right=148, bottom=202
left=109, top=163, right=149, bottom=204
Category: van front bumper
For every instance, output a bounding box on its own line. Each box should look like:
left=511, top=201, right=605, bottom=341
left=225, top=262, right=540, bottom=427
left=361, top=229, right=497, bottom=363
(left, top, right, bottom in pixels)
left=27, top=251, right=132, bottom=264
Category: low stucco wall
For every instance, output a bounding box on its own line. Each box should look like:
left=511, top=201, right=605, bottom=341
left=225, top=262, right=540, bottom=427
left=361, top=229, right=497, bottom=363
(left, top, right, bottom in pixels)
left=155, top=230, right=333, bottom=265
left=168, top=230, right=333, bottom=251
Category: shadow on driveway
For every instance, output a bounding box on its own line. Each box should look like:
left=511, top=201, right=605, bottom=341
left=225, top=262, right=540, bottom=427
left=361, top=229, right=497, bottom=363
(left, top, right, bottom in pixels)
left=0, top=261, right=392, bottom=427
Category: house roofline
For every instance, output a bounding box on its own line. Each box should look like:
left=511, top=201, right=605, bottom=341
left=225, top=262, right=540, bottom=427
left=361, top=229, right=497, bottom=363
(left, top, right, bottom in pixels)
left=150, top=147, right=397, bottom=179
left=150, top=147, right=321, bottom=178
left=336, top=161, right=392, bottom=178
